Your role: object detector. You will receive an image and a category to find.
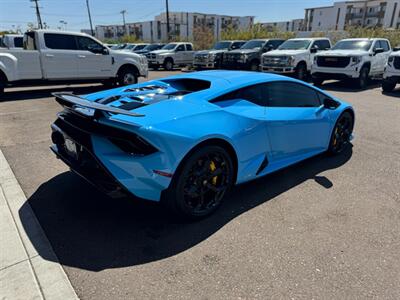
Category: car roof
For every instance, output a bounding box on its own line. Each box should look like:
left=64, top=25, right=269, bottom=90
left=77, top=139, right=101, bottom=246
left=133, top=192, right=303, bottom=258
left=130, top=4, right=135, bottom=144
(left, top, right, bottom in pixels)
left=288, top=37, right=329, bottom=41
left=339, top=38, right=387, bottom=41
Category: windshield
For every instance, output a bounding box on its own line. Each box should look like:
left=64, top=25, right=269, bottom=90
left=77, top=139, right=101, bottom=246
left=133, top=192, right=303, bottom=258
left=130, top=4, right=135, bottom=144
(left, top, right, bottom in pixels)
left=279, top=40, right=311, bottom=50
left=332, top=40, right=372, bottom=51
left=240, top=40, right=265, bottom=49
left=144, top=44, right=162, bottom=51
left=124, top=44, right=136, bottom=50
left=212, top=41, right=232, bottom=50
left=162, top=43, right=178, bottom=50
left=134, top=44, right=147, bottom=50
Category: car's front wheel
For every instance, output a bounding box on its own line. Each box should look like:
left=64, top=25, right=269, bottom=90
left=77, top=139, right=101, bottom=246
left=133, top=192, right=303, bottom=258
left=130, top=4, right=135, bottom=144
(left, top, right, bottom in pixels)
left=382, top=78, right=397, bottom=92
left=356, top=66, right=369, bottom=89
left=328, top=111, right=354, bottom=154
left=118, top=66, right=138, bottom=86
left=163, top=145, right=234, bottom=219
left=295, top=63, right=307, bottom=81
left=163, top=58, right=174, bottom=71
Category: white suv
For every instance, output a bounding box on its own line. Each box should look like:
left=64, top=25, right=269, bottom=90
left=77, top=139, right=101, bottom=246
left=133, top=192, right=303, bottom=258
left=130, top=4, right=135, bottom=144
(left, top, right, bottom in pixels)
left=382, top=48, right=400, bottom=92
left=261, top=38, right=331, bottom=81
left=312, top=38, right=391, bottom=89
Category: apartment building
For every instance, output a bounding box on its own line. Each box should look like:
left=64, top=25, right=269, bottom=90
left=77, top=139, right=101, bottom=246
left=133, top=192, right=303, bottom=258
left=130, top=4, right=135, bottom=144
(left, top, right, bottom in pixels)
left=262, top=19, right=304, bottom=32
left=304, top=0, right=400, bottom=31
left=94, top=12, right=254, bottom=41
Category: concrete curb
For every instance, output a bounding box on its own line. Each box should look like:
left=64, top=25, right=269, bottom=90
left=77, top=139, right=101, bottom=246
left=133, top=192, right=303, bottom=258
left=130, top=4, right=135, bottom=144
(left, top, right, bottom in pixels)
left=0, top=149, right=78, bottom=300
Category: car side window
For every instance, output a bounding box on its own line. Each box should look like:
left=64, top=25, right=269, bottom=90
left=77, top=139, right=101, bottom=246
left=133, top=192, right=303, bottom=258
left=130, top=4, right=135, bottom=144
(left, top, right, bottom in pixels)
left=76, top=36, right=103, bottom=51
left=185, top=44, right=193, bottom=51
left=44, top=33, right=77, bottom=50
left=315, top=40, right=331, bottom=50
left=380, top=40, right=390, bottom=52
left=270, top=40, right=284, bottom=49
left=176, top=44, right=185, bottom=51
left=373, top=41, right=381, bottom=51
left=212, top=84, right=268, bottom=107
left=266, top=82, right=321, bottom=108
left=14, top=37, right=23, bottom=48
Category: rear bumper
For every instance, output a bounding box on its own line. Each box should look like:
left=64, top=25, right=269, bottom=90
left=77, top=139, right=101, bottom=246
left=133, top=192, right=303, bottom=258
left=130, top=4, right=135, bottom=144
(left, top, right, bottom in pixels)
left=50, top=111, right=171, bottom=201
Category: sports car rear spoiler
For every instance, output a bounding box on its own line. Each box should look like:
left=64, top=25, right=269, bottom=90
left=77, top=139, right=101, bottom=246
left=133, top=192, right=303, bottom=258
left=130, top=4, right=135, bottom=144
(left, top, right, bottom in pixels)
left=52, top=92, right=145, bottom=117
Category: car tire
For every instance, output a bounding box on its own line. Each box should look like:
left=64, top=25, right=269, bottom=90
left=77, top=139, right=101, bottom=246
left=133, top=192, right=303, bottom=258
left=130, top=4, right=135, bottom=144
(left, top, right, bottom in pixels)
left=163, top=58, right=174, bottom=71
left=118, top=66, right=138, bottom=86
left=249, top=60, right=260, bottom=72
left=162, top=145, right=234, bottom=220
left=312, top=77, right=324, bottom=86
left=0, top=81, right=4, bottom=96
left=295, top=63, right=307, bottom=81
left=328, top=111, right=354, bottom=155
left=382, top=78, right=396, bottom=92
left=356, top=66, right=369, bottom=89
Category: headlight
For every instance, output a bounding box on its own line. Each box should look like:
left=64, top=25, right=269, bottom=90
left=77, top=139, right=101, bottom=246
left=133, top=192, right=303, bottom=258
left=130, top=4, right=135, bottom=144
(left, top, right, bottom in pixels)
left=287, top=56, right=295, bottom=66
left=208, top=53, right=216, bottom=59
left=351, top=56, right=362, bottom=65
left=314, top=56, right=318, bottom=63
left=388, top=56, right=394, bottom=63
left=241, top=54, right=248, bottom=60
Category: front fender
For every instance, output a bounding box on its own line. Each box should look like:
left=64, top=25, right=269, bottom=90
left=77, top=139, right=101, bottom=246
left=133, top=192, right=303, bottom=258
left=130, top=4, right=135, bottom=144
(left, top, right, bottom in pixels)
left=0, top=53, right=18, bottom=81
left=115, top=56, right=148, bottom=77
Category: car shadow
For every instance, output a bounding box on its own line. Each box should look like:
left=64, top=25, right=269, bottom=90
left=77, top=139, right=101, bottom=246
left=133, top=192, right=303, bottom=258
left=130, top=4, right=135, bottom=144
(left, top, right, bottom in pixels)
left=1, top=84, right=106, bottom=102
left=21, top=146, right=352, bottom=271
left=318, top=79, right=381, bottom=93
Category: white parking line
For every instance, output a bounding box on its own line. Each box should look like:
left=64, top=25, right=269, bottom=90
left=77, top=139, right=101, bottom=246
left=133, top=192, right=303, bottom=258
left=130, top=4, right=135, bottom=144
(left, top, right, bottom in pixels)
left=0, top=149, right=78, bottom=300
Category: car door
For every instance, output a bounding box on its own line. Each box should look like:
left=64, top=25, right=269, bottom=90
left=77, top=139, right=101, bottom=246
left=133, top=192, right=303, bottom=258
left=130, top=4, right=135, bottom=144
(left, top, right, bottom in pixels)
left=75, top=35, right=112, bottom=78
left=184, top=44, right=194, bottom=63
left=41, top=33, right=78, bottom=79
left=377, top=40, right=391, bottom=74
left=264, top=81, right=332, bottom=163
left=371, top=40, right=385, bottom=74
left=174, top=44, right=185, bottom=64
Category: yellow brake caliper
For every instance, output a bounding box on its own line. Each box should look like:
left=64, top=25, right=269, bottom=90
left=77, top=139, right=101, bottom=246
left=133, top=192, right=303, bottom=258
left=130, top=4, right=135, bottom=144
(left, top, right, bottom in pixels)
left=209, top=161, right=218, bottom=185
left=333, top=127, right=338, bottom=146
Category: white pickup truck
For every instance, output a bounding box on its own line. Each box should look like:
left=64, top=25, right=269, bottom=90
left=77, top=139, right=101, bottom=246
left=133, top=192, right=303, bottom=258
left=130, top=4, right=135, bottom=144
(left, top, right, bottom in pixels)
left=261, top=38, right=332, bottom=81
left=382, top=48, right=400, bottom=92
left=311, top=38, right=391, bottom=89
left=146, top=42, right=195, bottom=70
left=0, top=34, right=23, bottom=48
left=0, top=30, right=148, bottom=95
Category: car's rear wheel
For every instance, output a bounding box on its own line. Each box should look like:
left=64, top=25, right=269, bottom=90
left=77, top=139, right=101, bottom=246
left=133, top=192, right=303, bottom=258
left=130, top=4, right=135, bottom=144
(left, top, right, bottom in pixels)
left=382, top=78, right=397, bottom=92
left=163, top=145, right=234, bottom=219
left=328, top=111, right=354, bottom=154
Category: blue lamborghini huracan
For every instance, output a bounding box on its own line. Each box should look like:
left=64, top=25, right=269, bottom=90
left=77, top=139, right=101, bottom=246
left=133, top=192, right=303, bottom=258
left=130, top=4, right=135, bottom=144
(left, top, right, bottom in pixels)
left=51, top=71, right=354, bottom=219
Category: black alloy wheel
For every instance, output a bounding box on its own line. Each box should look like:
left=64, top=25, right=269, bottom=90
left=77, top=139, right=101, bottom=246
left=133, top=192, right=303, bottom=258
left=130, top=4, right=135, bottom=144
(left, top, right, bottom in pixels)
left=328, top=112, right=354, bottom=154
left=163, top=145, right=234, bottom=219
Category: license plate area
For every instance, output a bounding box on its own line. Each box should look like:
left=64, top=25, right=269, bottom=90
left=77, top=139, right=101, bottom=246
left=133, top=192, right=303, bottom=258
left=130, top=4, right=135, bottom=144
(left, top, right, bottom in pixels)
left=64, top=136, right=80, bottom=160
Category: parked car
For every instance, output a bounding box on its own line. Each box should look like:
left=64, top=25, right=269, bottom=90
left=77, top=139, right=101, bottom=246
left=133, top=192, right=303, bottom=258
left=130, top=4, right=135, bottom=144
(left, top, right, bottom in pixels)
left=312, top=38, right=391, bottom=88
left=193, top=40, right=245, bottom=69
left=261, top=38, right=331, bottom=80
left=50, top=70, right=354, bottom=219
left=382, top=47, right=400, bottom=92
left=0, top=34, right=23, bottom=48
left=124, top=43, right=150, bottom=53
left=146, top=42, right=194, bottom=70
left=0, top=30, right=148, bottom=94
left=134, top=43, right=165, bottom=55
left=222, top=39, right=285, bottom=71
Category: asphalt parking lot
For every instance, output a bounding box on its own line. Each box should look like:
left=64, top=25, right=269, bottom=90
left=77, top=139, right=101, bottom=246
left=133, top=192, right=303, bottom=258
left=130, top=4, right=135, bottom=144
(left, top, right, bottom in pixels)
left=0, top=72, right=399, bottom=299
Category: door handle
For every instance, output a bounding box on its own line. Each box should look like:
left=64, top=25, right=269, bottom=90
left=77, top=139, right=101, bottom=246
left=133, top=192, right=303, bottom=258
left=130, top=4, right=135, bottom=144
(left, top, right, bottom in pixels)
left=78, top=55, right=86, bottom=58
left=45, top=54, right=54, bottom=57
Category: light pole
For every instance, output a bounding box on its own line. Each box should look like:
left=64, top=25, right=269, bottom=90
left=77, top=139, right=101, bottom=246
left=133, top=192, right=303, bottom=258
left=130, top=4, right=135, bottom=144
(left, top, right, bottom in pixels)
left=120, top=10, right=127, bottom=36
left=165, top=0, right=170, bottom=41
left=86, top=0, right=94, bottom=36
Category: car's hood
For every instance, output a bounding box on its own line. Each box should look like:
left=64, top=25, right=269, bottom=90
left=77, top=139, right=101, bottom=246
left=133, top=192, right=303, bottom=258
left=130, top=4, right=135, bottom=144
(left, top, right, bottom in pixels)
left=389, top=51, right=400, bottom=57
left=150, top=49, right=173, bottom=55
left=316, top=49, right=369, bottom=57
left=81, top=81, right=216, bottom=127
left=228, top=48, right=259, bottom=54
left=264, top=49, right=308, bottom=56
left=195, top=49, right=226, bottom=55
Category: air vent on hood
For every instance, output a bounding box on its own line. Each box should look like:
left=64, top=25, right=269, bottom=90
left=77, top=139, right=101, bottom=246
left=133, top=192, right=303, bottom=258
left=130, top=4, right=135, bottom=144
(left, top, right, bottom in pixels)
left=123, top=85, right=166, bottom=93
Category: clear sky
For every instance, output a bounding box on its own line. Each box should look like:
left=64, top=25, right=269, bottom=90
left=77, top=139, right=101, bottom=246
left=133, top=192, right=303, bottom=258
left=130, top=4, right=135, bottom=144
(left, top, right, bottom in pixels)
left=0, top=0, right=335, bottom=32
